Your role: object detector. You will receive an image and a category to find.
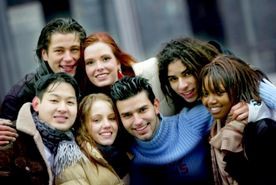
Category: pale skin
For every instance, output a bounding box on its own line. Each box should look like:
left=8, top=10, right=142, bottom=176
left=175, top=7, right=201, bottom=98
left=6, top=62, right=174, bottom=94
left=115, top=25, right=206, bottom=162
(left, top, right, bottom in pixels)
left=84, top=42, right=121, bottom=87
left=0, top=32, right=81, bottom=144
left=32, top=82, right=78, bottom=131
left=42, top=33, right=81, bottom=76
left=167, top=59, right=249, bottom=122
left=87, top=99, right=118, bottom=146
left=116, top=91, right=160, bottom=141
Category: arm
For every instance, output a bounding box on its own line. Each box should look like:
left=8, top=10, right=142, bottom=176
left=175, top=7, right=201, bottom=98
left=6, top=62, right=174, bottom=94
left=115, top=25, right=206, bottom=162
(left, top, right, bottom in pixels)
left=259, top=79, right=276, bottom=109
left=248, top=100, right=276, bottom=122
left=0, top=73, right=36, bottom=121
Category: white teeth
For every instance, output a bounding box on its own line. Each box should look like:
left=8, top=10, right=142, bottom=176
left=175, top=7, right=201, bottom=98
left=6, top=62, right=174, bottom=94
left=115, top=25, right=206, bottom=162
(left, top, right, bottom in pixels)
left=136, top=125, right=147, bottom=131
left=96, top=74, right=108, bottom=78
left=101, top=132, right=112, bottom=136
left=210, top=107, right=220, bottom=114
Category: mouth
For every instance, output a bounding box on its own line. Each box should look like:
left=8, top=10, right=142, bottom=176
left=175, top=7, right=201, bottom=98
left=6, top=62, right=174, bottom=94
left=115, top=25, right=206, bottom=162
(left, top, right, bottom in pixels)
left=60, top=65, right=76, bottom=74
left=99, top=131, right=113, bottom=137
left=54, top=115, right=68, bottom=123
left=95, top=73, right=109, bottom=80
left=209, top=107, right=221, bottom=114
left=134, top=123, right=149, bottom=134
left=180, top=89, right=195, bottom=99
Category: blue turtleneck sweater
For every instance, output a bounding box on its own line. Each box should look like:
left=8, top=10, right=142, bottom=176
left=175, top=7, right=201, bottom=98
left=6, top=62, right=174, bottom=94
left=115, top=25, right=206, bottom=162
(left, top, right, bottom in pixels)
left=129, top=103, right=213, bottom=185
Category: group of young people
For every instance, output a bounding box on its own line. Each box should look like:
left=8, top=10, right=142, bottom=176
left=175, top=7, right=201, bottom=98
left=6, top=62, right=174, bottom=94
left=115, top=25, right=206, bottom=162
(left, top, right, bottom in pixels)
left=0, top=17, right=276, bottom=185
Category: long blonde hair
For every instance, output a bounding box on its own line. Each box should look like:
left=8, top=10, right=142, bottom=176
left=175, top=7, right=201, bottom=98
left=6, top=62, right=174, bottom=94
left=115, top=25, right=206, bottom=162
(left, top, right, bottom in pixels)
left=75, top=93, right=119, bottom=162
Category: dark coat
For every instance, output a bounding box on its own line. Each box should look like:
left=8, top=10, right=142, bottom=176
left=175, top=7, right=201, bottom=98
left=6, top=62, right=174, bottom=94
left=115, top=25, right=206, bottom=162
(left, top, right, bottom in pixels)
left=0, top=62, right=52, bottom=121
left=225, top=118, right=276, bottom=185
left=0, top=103, right=53, bottom=185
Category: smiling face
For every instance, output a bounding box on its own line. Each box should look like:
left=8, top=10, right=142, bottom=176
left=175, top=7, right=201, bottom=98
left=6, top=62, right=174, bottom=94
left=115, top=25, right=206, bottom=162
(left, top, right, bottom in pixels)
left=168, top=59, right=198, bottom=103
left=32, top=81, right=77, bottom=131
left=42, top=33, right=80, bottom=76
left=84, top=42, right=120, bottom=87
left=86, top=99, right=118, bottom=146
left=201, top=77, right=232, bottom=121
left=116, top=91, right=160, bottom=141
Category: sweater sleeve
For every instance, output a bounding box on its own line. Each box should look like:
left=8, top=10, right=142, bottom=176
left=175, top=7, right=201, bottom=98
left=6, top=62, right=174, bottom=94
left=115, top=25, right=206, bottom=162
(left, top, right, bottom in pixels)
left=179, top=104, right=213, bottom=136
left=259, top=79, right=276, bottom=109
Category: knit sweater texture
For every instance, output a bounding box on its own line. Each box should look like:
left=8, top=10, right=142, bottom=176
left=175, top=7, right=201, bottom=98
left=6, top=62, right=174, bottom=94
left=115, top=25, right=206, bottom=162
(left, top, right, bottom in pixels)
left=130, top=103, right=213, bottom=185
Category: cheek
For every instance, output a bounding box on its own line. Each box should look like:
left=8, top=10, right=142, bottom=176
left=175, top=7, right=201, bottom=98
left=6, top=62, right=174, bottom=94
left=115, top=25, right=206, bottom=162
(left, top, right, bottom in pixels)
left=169, top=82, right=177, bottom=92
left=89, top=124, right=99, bottom=138
left=201, top=97, right=208, bottom=107
left=85, top=66, right=94, bottom=75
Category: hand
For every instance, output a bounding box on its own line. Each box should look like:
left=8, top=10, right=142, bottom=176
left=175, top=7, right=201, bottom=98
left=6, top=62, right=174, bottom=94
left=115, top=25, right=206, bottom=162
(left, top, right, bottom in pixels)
left=229, top=101, right=248, bottom=123
left=0, top=118, right=18, bottom=145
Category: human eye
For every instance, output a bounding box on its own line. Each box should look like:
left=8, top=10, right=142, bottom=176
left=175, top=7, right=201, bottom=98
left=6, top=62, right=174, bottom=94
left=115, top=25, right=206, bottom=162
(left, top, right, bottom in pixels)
left=139, top=106, right=147, bottom=113
left=168, top=76, right=177, bottom=82
left=85, top=59, right=95, bottom=66
left=217, top=91, right=226, bottom=97
left=71, top=47, right=80, bottom=53
left=201, top=90, right=209, bottom=97
left=92, top=116, right=101, bottom=123
left=121, top=113, right=131, bottom=119
left=102, top=55, right=111, bottom=62
left=67, top=100, right=76, bottom=106
left=49, top=98, right=59, bottom=103
left=108, top=114, right=116, bottom=121
left=183, top=70, right=192, bottom=77
left=54, top=48, right=64, bottom=54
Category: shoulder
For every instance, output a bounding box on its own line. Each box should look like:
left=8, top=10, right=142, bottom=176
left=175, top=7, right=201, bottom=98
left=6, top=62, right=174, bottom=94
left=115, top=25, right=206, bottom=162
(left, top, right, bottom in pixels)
left=133, top=57, right=175, bottom=116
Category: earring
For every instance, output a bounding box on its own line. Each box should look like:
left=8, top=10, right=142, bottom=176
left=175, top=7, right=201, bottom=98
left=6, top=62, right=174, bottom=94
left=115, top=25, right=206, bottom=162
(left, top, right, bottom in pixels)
left=118, top=69, right=124, bottom=79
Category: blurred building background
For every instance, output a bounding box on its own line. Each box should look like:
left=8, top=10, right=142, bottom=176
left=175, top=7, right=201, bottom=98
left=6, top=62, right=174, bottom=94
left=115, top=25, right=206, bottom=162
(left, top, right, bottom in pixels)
left=1, top=0, right=276, bottom=104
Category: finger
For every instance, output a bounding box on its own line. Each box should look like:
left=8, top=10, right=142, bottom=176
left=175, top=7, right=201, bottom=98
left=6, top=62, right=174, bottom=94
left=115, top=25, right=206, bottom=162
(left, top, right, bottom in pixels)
left=0, top=125, right=17, bottom=133
left=0, top=141, right=10, bottom=145
left=235, top=112, right=249, bottom=122
left=0, top=134, right=17, bottom=144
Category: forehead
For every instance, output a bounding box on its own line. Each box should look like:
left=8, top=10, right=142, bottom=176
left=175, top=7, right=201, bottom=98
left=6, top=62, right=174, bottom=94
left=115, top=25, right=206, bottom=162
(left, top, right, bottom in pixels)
left=203, top=76, right=225, bottom=91
left=91, top=100, right=113, bottom=112
left=116, top=91, right=151, bottom=113
left=44, top=82, right=76, bottom=97
left=49, top=33, right=80, bottom=47
left=168, top=59, right=187, bottom=75
left=84, top=42, right=113, bottom=56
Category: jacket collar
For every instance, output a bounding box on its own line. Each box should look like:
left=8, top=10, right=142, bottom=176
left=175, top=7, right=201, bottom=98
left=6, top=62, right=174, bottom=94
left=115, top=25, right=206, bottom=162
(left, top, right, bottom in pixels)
left=16, top=103, right=37, bottom=135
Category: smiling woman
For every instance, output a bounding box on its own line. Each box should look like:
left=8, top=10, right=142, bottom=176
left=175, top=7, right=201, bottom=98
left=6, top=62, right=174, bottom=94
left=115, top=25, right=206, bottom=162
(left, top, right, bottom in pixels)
left=79, top=32, right=137, bottom=96
left=72, top=93, right=131, bottom=185
left=199, top=55, right=276, bottom=185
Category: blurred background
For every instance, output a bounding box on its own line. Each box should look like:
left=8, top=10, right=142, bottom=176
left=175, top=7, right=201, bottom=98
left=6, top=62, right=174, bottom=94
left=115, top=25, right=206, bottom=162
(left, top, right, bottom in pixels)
left=1, top=0, right=276, bottom=104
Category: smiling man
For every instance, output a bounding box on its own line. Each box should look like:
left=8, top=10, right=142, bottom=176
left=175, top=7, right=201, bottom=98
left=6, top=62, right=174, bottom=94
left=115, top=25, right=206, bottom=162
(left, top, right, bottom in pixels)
left=110, top=76, right=214, bottom=185
left=0, top=72, right=81, bottom=184
left=0, top=17, right=86, bottom=145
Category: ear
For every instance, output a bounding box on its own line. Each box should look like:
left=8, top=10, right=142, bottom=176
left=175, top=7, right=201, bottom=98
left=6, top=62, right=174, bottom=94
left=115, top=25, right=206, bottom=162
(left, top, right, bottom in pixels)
left=153, top=98, right=160, bottom=115
left=32, top=96, right=40, bottom=112
left=41, top=49, right=48, bottom=61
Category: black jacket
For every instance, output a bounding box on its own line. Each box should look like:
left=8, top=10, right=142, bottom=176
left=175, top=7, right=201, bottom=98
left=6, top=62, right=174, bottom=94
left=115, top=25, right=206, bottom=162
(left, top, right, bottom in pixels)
left=0, top=62, right=52, bottom=121
left=225, top=118, right=276, bottom=185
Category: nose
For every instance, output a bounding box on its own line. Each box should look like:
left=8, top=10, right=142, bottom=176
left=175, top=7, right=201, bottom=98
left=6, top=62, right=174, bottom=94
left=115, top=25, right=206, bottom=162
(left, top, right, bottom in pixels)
left=207, top=94, right=217, bottom=105
left=102, top=118, right=112, bottom=128
left=57, top=101, right=68, bottom=112
left=133, top=113, right=143, bottom=126
left=63, top=50, right=74, bottom=62
left=95, top=61, right=104, bottom=70
left=177, top=77, right=188, bottom=91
